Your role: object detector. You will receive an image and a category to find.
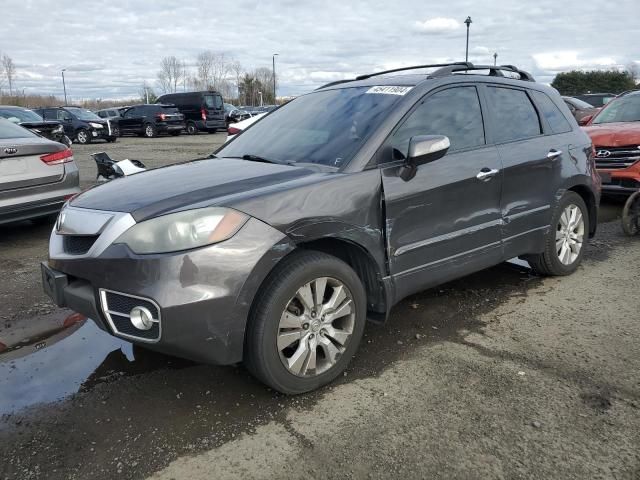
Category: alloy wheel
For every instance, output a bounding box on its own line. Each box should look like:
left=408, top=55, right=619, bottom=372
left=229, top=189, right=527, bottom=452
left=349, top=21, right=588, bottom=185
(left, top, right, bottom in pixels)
left=77, top=131, right=87, bottom=144
left=145, top=125, right=154, bottom=137
left=277, top=277, right=355, bottom=377
left=556, top=204, right=584, bottom=265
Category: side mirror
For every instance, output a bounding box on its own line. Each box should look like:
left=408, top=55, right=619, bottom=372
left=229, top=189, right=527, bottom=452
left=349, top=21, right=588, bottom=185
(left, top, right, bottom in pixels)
left=399, top=135, right=450, bottom=181
left=578, top=115, right=593, bottom=126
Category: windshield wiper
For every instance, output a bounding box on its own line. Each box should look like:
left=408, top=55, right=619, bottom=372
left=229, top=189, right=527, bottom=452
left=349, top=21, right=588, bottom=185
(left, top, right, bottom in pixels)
left=240, top=154, right=293, bottom=165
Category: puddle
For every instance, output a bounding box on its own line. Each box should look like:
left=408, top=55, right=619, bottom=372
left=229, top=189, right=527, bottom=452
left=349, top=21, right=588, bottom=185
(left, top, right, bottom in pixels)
left=0, top=318, right=190, bottom=418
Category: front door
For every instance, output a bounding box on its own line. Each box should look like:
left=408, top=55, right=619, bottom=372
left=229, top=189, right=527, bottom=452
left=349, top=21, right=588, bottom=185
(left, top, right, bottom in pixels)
left=119, top=107, right=144, bottom=133
left=380, top=85, right=503, bottom=301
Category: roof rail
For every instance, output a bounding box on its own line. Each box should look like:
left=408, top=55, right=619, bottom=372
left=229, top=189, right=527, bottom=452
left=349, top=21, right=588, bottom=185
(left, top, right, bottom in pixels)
left=355, top=62, right=470, bottom=81
left=428, top=63, right=535, bottom=81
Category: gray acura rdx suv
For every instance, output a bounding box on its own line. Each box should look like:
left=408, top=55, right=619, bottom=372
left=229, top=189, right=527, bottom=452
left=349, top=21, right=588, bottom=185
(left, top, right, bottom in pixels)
left=42, top=63, right=600, bottom=394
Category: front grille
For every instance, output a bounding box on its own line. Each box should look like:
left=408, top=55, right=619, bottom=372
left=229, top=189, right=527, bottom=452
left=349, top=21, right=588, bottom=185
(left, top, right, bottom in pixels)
left=63, top=235, right=99, bottom=255
left=595, top=146, right=640, bottom=170
left=99, top=289, right=161, bottom=342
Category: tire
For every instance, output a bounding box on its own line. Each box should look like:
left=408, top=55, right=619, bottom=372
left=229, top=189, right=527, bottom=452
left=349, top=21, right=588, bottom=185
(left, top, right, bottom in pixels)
left=186, top=122, right=197, bottom=135
left=143, top=123, right=156, bottom=138
left=75, top=129, right=90, bottom=144
left=245, top=251, right=367, bottom=394
left=61, top=135, right=72, bottom=147
left=525, top=191, right=589, bottom=276
left=107, top=136, right=118, bottom=143
left=208, top=129, right=217, bottom=134
left=621, top=191, right=640, bottom=236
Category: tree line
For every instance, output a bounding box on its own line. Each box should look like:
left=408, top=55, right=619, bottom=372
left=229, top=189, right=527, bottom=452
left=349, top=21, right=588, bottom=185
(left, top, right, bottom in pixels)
left=152, top=51, right=279, bottom=106
left=551, top=66, right=638, bottom=96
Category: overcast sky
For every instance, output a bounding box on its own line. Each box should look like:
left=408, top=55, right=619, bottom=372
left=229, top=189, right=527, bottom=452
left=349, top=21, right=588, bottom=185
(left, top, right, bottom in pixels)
left=2, top=0, right=639, bottom=101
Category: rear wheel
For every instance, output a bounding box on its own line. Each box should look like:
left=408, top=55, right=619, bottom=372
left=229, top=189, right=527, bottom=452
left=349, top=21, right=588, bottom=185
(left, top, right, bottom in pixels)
left=143, top=123, right=156, bottom=138
left=526, top=191, right=588, bottom=276
left=621, top=190, right=640, bottom=236
left=245, top=251, right=366, bottom=394
left=75, top=129, right=90, bottom=144
left=186, top=122, right=197, bottom=135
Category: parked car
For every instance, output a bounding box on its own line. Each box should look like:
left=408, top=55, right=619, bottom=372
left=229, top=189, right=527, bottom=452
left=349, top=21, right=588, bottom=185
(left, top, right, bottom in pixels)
left=574, top=93, right=616, bottom=108
left=562, top=96, right=599, bottom=125
left=42, top=62, right=599, bottom=394
left=118, top=104, right=185, bottom=138
left=33, top=106, right=117, bottom=144
left=225, top=112, right=267, bottom=142
left=0, top=118, right=80, bottom=224
left=224, top=103, right=251, bottom=126
left=582, top=90, right=640, bottom=196
left=156, top=91, right=225, bottom=134
left=95, top=108, right=122, bottom=121
left=0, top=105, right=71, bottom=146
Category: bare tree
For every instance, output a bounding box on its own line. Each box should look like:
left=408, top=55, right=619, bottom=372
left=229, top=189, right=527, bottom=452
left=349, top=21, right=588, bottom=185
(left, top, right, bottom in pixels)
left=229, top=60, right=243, bottom=101
left=157, top=56, right=183, bottom=94
left=254, top=67, right=275, bottom=104
left=195, top=51, right=230, bottom=92
left=627, top=62, right=640, bottom=83
left=2, top=54, right=15, bottom=95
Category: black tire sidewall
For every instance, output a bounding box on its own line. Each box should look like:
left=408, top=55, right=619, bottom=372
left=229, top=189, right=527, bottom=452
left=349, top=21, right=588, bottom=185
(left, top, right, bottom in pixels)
left=186, top=122, right=197, bottom=135
left=546, top=192, right=589, bottom=275
left=247, top=252, right=366, bottom=394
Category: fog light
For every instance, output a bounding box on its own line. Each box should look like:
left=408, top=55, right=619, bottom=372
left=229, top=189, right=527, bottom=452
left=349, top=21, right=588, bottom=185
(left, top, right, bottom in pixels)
left=130, top=306, right=154, bottom=330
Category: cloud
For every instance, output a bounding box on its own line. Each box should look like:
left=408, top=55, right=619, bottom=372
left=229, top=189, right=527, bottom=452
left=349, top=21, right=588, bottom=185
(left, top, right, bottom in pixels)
left=414, top=17, right=460, bottom=34
left=533, top=51, right=618, bottom=72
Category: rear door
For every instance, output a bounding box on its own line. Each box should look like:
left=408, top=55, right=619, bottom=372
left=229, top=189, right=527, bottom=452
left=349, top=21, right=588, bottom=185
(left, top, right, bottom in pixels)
left=204, top=93, right=225, bottom=128
left=0, top=125, right=65, bottom=192
left=483, top=85, right=566, bottom=258
left=380, top=85, right=503, bottom=300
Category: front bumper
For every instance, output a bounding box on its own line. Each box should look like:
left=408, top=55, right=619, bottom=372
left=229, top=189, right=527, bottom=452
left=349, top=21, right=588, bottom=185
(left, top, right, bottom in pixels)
left=44, top=214, right=293, bottom=365
left=598, top=169, right=640, bottom=196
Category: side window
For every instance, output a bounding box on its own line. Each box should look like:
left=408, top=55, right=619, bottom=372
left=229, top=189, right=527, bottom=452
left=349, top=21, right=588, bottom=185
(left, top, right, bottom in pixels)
left=123, top=108, right=137, bottom=118
left=531, top=91, right=572, bottom=134
left=486, top=87, right=541, bottom=143
left=214, top=95, right=223, bottom=109
left=56, top=110, right=71, bottom=121
left=388, top=86, right=485, bottom=160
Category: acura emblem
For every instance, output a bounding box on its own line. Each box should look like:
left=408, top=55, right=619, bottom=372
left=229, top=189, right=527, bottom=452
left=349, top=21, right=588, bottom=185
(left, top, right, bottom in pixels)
left=596, top=150, right=611, bottom=158
left=3, top=147, right=17, bottom=154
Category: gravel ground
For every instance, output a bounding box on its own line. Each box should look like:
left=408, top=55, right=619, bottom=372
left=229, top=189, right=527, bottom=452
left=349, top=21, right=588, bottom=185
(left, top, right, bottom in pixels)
left=0, top=135, right=638, bottom=479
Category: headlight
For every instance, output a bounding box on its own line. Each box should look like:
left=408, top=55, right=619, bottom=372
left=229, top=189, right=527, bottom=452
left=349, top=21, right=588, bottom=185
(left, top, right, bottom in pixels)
left=115, top=207, right=249, bottom=254
left=89, top=122, right=103, bottom=129
left=53, top=125, right=64, bottom=133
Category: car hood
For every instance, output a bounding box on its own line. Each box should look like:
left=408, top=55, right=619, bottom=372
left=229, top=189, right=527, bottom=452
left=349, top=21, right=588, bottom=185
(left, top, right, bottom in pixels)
left=70, top=157, right=321, bottom=222
left=583, top=122, right=640, bottom=146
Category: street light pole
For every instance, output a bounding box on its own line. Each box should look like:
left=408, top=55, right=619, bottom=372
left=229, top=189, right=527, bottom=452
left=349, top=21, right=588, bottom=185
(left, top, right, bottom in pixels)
left=493, top=52, right=498, bottom=66
left=61, top=69, right=68, bottom=105
left=272, top=54, right=278, bottom=103
left=464, top=16, right=472, bottom=63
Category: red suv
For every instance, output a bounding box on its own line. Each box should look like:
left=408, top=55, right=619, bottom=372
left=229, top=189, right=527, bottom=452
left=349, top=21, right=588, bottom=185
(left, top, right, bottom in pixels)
left=582, top=91, right=640, bottom=195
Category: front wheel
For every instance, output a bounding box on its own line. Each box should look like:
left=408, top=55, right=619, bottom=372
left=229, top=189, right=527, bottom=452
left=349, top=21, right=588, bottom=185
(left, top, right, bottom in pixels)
left=75, top=129, right=90, bottom=144
left=525, top=191, right=589, bottom=276
left=621, top=190, right=640, bottom=236
left=245, top=251, right=366, bottom=394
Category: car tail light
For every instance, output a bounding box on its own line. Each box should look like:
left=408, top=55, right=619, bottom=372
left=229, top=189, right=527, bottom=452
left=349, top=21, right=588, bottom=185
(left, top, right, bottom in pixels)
left=201, top=108, right=207, bottom=121
left=41, top=148, right=73, bottom=165
left=228, top=126, right=241, bottom=135
left=156, top=113, right=167, bottom=121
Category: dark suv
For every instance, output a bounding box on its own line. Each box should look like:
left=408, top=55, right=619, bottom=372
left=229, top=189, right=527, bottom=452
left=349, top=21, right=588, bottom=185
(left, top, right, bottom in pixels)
left=34, top=106, right=117, bottom=144
left=118, top=104, right=185, bottom=137
left=42, top=63, right=600, bottom=394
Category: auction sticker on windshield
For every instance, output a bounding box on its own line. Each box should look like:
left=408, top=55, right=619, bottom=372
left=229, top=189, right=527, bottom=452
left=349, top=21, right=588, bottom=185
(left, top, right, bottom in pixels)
left=366, top=86, right=413, bottom=95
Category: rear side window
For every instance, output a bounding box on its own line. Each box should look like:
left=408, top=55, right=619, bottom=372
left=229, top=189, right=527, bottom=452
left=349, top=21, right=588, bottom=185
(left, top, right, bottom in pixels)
left=161, top=106, right=180, bottom=114
left=486, top=87, right=541, bottom=143
left=389, top=86, right=485, bottom=159
left=531, top=91, right=572, bottom=134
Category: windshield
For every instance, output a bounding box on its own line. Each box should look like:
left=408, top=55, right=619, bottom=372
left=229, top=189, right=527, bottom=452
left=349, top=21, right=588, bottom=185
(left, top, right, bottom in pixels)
left=0, top=118, right=36, bottom=139
left=216, top=86, right=407, bottom=168
left=0, top=108, right=43, bottom=123
left=66, top=107, right=102, bottom=121
left=593, top=95, right=640, bottom=124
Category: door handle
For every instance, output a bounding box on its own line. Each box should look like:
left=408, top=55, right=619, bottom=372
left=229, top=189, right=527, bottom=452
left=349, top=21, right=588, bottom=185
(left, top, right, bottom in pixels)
left=476, top=168, right=500, bottom=181
left=547, top=149, right=563, bottom=159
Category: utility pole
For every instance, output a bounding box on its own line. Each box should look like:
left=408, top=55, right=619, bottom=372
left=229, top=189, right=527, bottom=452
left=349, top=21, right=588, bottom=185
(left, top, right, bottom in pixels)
left=272, top=54, right=279, bottom=103
left=464, top=16, right=472, bottom=63
left=61, top=69, right=68, bottom=105
left=493, top=52, right=498, bottom=66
